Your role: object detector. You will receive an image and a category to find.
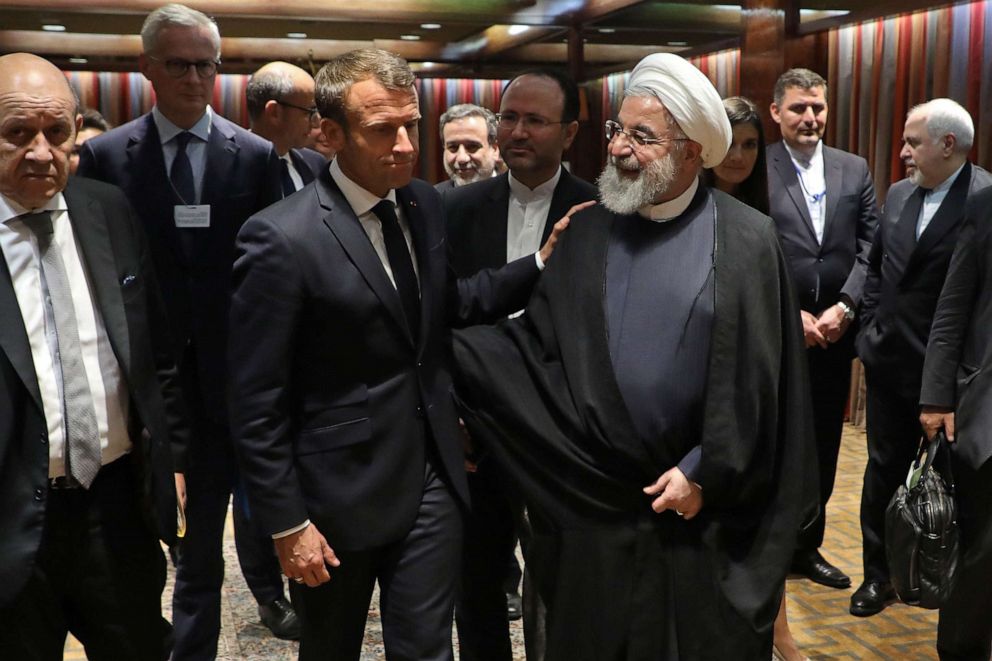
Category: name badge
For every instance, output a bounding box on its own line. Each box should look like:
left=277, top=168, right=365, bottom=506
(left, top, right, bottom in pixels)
left=174, top=205, right=211, bottom=228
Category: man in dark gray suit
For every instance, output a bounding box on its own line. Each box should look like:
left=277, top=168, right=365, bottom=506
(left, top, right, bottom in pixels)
left=767, top=68, right=878, bottom=589
left=247, top=61, right=327, bottom=197
left=920, top=186, right=992, bottom=660
left=854, top=98, right=991, bottom=617
left=75, top=4, right=287, bottom=656
left=444, top=68, right=596, bottom=661
left=435, top=103, right=500, bottom=193
left=0, top=52, right=189, bottom=659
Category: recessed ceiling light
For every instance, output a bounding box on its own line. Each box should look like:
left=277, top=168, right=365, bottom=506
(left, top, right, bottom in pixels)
left=286, top=32, right=307, bottom=39
left=400, top=34, right=421, bottom=41
left=420, top=23, right=442, bottom=30
left=668, top=41, right=689, bottom=47
left=507, top=25, right=529, bottom=36
left=421, top=62, right=435, bottom=69
left=712, top=4, right=740, bottom=10
left=69, top=57, right=88, bottom=64
left=42, top=24, right=66, bottom=32
left=598, top=28, right=616, bottom=34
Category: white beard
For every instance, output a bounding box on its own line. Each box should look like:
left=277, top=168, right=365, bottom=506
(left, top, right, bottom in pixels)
left=597, top=152, right=680, bottom=215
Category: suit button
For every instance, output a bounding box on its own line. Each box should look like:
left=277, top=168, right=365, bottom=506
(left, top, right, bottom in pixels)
left=818, top=258, right=824, bottom=263
left=883, top=253, right=889, bottom=260
left=34, top=488, right=44, bottom=501
left=417, top=361, right=423, bottom=368
left=415, top=405, right=424, bottom=417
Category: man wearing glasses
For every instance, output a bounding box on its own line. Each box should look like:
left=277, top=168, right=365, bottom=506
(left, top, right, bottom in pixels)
left=443, top=68, right=596, bottom=661
left=247, top=61, right=327, bottom=198
left=76, top=4, right=282, bottom=659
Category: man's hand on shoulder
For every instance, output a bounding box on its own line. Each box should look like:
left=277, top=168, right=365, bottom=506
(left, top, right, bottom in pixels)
left=920, top=405, right=956, bottom=442
left=538, top=200, right=596, bottom=264
left=644, top=467, right=703, bottom=519
left=275, top=523, right=341, bottom=587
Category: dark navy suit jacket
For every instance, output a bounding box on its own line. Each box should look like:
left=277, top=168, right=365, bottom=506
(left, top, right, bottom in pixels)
left=77, top=111, right=281, bottom=418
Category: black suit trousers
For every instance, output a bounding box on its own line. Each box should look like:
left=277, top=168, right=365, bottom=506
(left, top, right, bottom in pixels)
left=937, top=457, right=992, bottom=660
left=798, top=342, right=853, bottom=550
left=860, top=375, right=923, bottom=581
left=0, top=459, right=170, bottom=661
left=291, top=459, right=462, bottom=661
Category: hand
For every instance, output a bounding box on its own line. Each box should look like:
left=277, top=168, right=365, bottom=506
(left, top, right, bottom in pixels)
left=815, top=304, right=851, bottom=345
left=801, top=310, right=827, bottom=349
left=538, top=200, right=595, bottom=264
left=643, top=467, right=703, bottom=519
left=174, top=473, right=186, bottom=511
left=459, top=418, right=478, bottom=473
left=920, top=406, right=955, bottom=442
left=275, top=523, right=340, bottom=587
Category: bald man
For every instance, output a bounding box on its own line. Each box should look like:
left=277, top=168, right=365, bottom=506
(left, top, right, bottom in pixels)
left=246, top=61, right=327, bottom=196
left=0, top=53, right=189, bottom=659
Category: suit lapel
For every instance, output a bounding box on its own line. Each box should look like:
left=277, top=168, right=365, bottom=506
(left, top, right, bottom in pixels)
left=485, top=175, right=510, bottom=264
left=822, top=148, right=843, bottom=243
left=397, top=187, right=431, bottom=354
left=771, top=143, right=817, bottom=243
left=0, top=254, right=43, bottom=411
left=126, top=116, right=186, bottom=266
left=545, top=170, right=579, bottom=244
left=316, top=171, right=414, bottom=348
left=291, top=150, right=316, bottom=186
left=64, top=182, right=132, bottom=376
left=912, top=162, right=972, bottom=264
left=887, top=186, right=922, bottom=281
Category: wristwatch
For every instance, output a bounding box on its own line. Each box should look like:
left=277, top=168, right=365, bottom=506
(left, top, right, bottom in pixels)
left=837, top=300, right=855, bottom=321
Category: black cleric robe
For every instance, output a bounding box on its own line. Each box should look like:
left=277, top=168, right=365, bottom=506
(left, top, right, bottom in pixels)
left=452, top=187, right=817, bottom=660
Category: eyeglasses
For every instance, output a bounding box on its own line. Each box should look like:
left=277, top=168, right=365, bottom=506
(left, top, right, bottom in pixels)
left=147, top=55, right=220, bottom=79
left=276, top=99, right=320, bottom=125
left=604, top=120, right=689, bottom=148
left=495, top=112, right=568, bottom=132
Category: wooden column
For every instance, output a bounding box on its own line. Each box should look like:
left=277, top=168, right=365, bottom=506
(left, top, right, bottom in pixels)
left=740, top=0, right=798, bottom=141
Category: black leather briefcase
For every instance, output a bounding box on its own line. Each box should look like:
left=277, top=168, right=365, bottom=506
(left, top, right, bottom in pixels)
left=885, top=430, right=959, bottom=610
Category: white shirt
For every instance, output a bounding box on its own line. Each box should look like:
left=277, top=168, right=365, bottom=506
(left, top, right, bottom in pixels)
left=785, top=141, right=827, bottom=244
left=638, top=177, right=699, bottom=222
left=282, top=153, right=305, bottom=193
left=0, top=193, right=131, bottom=478
left=918, top=162, right=967, bottom=239
left=329, top=158, right=420, bottom=289
left=507, top=168, right=561, bottom=262
left=152, top=105, right=213, bottom=204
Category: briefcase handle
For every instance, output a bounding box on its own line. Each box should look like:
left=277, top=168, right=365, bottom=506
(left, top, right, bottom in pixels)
left=913, top=429, right=955, bottom=492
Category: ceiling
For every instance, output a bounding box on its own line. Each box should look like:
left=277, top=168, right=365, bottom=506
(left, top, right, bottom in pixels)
left=0, top=0, right=960, bottom=79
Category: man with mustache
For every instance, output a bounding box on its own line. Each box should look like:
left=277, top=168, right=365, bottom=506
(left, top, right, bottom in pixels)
left=443, top=69, right=596, bottom=661
left=452, top=53, right=815, bottom=658
left=435, top=104, right=500, bottom=192
left=854, top=98, right=991, bottom=618
left=766, top=68, right=879, bottom=591
left=227, top=48, right=569, bottom=659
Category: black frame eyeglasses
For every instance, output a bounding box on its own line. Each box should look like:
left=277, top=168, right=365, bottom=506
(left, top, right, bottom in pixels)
left=276, top=100, right=320, bottom=124
left=147, top=55, right=220, bottom=79
left=604, top=120, right=689, bottom=148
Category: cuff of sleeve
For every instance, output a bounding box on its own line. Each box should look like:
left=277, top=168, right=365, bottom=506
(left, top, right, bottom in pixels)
left=677, top=445, right=702, bottom=483
left=534, top=252, right=545, bottom=271
left=272, top=519, right=310, bottom=539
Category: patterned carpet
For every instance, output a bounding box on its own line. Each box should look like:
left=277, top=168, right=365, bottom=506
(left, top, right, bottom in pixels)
left=64, top=423, right=940, bottom=659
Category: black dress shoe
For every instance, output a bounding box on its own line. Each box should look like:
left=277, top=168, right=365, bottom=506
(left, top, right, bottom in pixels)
left=849, top=580, right=897, bottom=617
left=259, top=597, right=301, bottom=640
left=506, top=591, right=523, bottom=621
left=790, top=550, right=851, bottom=589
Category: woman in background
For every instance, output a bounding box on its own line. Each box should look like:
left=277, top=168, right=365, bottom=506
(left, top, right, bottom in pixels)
left=706, top=96, right=809, bottom=661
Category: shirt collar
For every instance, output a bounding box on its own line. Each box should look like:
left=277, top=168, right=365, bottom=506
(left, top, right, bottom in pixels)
left=928, top=161, right=967, bottom=195
left=152, top=105, right=212, bottom=145
left=329, top=158, right=397, bottom=217
left=0, top=192, right=68, bottom=224
left=508, top=166, right=562, bottom=204
left=638, top=177, right=699, bottom=222
left=784, top=140, right=823, bottom=170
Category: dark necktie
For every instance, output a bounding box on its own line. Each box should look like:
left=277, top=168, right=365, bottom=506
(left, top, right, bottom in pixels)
left=372, top=200, right=420, bottom=339
left=22, top=211, right=101, bottom=488
left=280, top=158, right=296, bottom=197
left=171, top=131, right=195, bottom=205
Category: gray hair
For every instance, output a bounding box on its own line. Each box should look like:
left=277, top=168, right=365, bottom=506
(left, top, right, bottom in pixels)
left=245, top=69, right=295, bottom=120
left=909, top=98, right=974, bottom=153
left=439, top=104, right=497, bottom=145
left=315, top=48, right=415, bottom=128
left=141, top=4, right=221, bottom=58
left=773, top=68, right=828, bottom=106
